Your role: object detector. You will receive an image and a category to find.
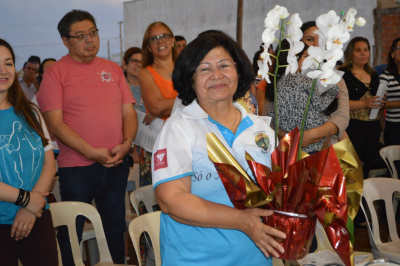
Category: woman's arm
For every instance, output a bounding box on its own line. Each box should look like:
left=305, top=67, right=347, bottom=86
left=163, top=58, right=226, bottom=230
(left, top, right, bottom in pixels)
left=155, top=176, right=286, bottom=258
left=385, top=100, right=400, bottom=109
left=138, top=68, right=175, bottom=117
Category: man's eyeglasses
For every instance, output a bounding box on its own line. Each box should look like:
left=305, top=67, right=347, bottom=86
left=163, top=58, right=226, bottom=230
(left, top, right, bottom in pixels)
left=195, top=60, right=237, bottom=76
left=68, top=29, right=99, bottom=42
left=129, top=59, right=142, bottom=65
left=148, top=34, right=172, bottom=44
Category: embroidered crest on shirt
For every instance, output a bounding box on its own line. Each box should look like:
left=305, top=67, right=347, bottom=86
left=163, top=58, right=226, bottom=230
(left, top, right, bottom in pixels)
left=154, top=148, right=168, bottom=171
left=98, top=71, right=113, bottom=83
left=255, top=132, right=271, bottom=153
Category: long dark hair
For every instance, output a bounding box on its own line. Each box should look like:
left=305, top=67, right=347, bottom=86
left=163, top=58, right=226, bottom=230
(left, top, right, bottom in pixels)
left=386, top=37, right=400, bottom=75
left=0, top=39, right=49, bottom=146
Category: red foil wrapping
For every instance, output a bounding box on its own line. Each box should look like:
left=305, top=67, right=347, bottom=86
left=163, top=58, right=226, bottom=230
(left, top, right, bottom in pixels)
left=207, top=128, right=353, bottom=266
left=265, top=211, right=316, bottom=260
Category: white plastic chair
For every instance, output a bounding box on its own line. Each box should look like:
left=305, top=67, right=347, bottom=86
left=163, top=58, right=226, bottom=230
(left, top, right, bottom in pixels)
left=50, top=201, right=125, bottom=266
left=128, top=211, right=161, bottom=266
left=380, top=145, right=400, bottom=179
left=360, top=178, right=400, bottom=261
left=51, top=176, right=98, bottom=265
left=130, top=185, right=158, bottom=215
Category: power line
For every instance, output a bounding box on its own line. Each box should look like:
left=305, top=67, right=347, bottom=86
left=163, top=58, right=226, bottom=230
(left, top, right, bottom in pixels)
left=13, top=37, right=119, bottom=48
left=0, top=21, right=121, bottom=27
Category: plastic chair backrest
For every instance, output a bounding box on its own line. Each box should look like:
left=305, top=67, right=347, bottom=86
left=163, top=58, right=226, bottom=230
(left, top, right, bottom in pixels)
left=49, top=202, right=113, bottom=266
left=130, top=185, right=157, bottom=215
left=128, top=211, right=161, bottom=266
left=360, top=178, right=400, bottom=249
left=380, top=145, right=400, bottom=179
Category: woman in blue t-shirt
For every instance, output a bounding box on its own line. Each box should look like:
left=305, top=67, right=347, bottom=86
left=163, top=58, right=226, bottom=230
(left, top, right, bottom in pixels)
left=0, top=39, right=58, bottom=266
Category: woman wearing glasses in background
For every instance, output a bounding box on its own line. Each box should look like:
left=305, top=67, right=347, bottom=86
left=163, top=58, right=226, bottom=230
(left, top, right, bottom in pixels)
left=152, top=31, right=286, bottom=266
left=380, top=37, right=400, bottom=146
left=138, top=22, right=178, bottom=188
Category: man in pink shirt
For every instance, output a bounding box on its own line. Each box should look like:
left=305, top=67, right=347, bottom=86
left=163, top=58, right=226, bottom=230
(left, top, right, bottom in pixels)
left=37, top=9, right=137, bottom=265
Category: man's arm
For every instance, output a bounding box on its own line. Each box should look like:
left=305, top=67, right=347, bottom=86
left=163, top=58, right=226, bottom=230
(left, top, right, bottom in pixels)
left=43, top=110, right=113, bottom=164
left=107, top=103, right=138, bottom=165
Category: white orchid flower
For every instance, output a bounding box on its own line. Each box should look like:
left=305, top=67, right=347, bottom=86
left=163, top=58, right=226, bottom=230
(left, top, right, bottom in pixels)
left=356, top=17, right=366, bottom=27
left=342, top=7, right=357, bottom=31
left=258, top=59, right=271, bottom=83
left=287, top=13, right=303, bottom=42
left=316, top=10, right=340, bottom=36
left=265, top=9, right=281, bottom=29
left=285, top=37, right=304, bottom=75
left=262, top=28, right=277, bottom=47
left=273, top=5, right=289, bottom=19
left=321, top=46, right=344, bottom=67
left=325, top=24, right=350, bottom=49
left=306, top=68, right=341, bottom=88
left=302, top=46, right=324, bottom=70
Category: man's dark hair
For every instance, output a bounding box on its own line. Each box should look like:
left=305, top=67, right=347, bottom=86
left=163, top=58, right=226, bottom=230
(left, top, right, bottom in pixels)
left=173, top=31, right=255, bottom=106
left=28, top=55, right=41, bottom=65
left=57, top=9, right=97, bottom=38
left=175, top=35, right=186, bottom=42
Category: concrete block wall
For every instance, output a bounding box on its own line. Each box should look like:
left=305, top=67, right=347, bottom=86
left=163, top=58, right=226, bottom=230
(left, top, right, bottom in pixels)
left=123, top=0, right=376, bottom=65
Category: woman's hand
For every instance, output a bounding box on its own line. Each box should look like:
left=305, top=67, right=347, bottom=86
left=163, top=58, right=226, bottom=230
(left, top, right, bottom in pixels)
left=238, top=208, right=286, bottom=258
left=142, top=112, right=158, bottom=125
left=364, top=96, right=381, bottom=109
left=11, top=208, right=37, bottom=240
left=25, top=191, right=48, bottom=217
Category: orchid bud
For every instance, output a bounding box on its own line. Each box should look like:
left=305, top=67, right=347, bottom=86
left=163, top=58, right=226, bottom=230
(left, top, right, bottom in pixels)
left=356, top=17, right=366, bottom=27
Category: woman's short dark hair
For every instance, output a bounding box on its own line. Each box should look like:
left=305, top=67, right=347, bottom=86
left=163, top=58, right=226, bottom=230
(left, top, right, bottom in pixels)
left=39, top=58, right=56, bottom=76
left=57, top=10, right=97, bottom=38
left=173, top=31, right=255, bottom=106
left=300, top=21, right=316, bottom=33
left=387, top=37, right=400, bottom=75
left=123, top=47, right=142, bottom=65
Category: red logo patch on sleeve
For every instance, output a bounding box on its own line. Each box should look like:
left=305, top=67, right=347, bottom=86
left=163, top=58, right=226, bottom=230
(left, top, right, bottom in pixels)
left=154, top=148, right=168, bottom=171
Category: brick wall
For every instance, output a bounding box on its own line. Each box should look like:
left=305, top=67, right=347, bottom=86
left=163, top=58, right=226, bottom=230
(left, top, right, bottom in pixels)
left=373, top=7, right=400, bottom=65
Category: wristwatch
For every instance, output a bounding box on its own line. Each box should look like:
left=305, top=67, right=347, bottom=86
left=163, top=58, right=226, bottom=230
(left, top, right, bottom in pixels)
left=123, top=138, right=135, bottom=153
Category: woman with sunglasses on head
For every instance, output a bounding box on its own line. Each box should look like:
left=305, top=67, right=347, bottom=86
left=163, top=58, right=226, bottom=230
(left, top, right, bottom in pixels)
left=0, top=39, right=58, bottom=266
left=380, top=37, right=400, bottom=146
left=138, top=22, right=178, bottom=188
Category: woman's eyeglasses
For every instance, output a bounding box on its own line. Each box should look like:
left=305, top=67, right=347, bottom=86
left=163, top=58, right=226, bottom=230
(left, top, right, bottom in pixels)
left=129, top=59, right=142, bottom=65
left=393, top=46, right=400, bottom=51
left=67, top=29, right=99, bottom=42
left=195, top=60, right=237, bottom=76
left=148, top=34, right=172, bottom=44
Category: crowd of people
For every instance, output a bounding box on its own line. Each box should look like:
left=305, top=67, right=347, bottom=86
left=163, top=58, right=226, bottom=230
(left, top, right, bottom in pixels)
left=0, top=7, right=399, bottom=266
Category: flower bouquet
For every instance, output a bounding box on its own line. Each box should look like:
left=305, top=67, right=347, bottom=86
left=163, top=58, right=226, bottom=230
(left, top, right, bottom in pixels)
left=207, top=128, right=363, bottom=266
left=207, top=5, right=365, bottom=266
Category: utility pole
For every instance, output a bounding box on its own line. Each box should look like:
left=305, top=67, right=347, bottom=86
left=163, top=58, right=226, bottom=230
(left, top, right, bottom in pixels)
left=119, top=21, right=123, bottom=66
left=237, top=0, right=243, bottom=47
left=107, top=40, right=110, bottom=60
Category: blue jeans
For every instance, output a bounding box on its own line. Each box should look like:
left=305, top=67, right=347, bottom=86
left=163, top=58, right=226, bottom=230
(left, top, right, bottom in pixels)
left=57, top=157, right=129, bottom=266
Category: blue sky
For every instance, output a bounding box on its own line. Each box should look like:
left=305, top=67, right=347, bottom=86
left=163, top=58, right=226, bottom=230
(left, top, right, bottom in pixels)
left=0, top=0, right=126, bottom=70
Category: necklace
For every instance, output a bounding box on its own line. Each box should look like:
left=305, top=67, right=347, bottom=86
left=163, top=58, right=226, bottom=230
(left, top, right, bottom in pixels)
left=169, top=72, right=172, bottom=77
left=230, top=109, right=238, bottom=132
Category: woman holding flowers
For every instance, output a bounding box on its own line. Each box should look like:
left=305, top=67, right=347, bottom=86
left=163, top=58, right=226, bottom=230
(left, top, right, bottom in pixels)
left=299, top=21, right=350, bottom=148
left=267, top=41, right=340, bottom=154
left=380, top=37, right=400, bottom=146
left=339, top=37, right=383, bottom=178
left=152, top=32, right=285, bottom=266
